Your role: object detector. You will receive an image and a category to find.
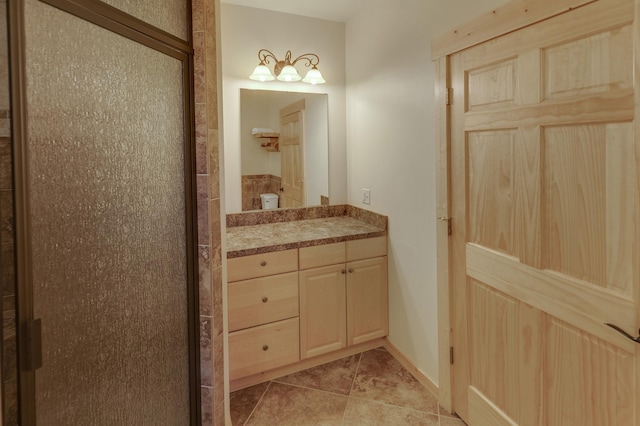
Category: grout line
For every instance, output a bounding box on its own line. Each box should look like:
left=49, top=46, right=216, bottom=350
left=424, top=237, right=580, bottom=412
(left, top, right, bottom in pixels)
left=269, top=380, right=351, bottom=398
left=342, top=351, right=363, bottom=425
left=242, top=381, right=273, bottom=426
left=347, top=394, right=440, bottom=417
left=338, top=351, right=365, bottom=424
left=339, top=395, right=351, bottom=425
left=348, top=351, right=363, bottom=397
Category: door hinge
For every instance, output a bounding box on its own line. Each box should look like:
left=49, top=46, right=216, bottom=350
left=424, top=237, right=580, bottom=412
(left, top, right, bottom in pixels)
left=438, top=216, right=452, bottom=236
left=450, top=346, right=454, bottom=365
left=445, top=88, right=452, bottom=105
left=25, top=319, right=43, bottom=372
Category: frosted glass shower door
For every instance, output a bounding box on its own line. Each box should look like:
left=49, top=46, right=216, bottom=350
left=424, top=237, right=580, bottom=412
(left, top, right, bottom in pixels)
left=18, top=0, right=197, bottom=424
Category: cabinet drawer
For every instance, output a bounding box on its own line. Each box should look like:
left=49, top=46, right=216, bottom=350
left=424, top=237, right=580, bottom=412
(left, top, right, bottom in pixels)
left=346, top=236, right=387, bottom=262
left=227, top=249, right=298, bottom=282
left=229, top=317, right=300, bottom=379
left=228, top=272, right=299, bottom=332
left=299, top=242, right=346, bottom=270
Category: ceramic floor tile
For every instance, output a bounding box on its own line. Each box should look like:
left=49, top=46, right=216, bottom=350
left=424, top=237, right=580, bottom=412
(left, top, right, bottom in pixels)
left=229, top=382, right=270, bottom=426
left=245, top=382, right=348, bottom=426
left=350, top=349, right=439, bottom=414
left=274, top=354, right=361, bottom=395
left=342, top=398, right=440, bottom=426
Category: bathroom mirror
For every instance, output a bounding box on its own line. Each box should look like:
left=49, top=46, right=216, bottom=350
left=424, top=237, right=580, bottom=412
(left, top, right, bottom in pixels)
left=239, top=89, right=329, bottom=211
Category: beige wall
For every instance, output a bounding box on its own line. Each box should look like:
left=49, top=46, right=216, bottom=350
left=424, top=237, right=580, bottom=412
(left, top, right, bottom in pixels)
left=345, top=0, right=508, bottom=385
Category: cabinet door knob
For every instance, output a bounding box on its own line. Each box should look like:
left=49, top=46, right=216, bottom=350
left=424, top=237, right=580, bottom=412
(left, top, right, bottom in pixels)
left=262, top=345, right=269, bottom=351
left=348, top=268, right=354, bottom=273
left=341, top=269, right=346, bottom=274
left=262, top=297, right=268, bottom=303
left=260, top=260, right=267, bottom=266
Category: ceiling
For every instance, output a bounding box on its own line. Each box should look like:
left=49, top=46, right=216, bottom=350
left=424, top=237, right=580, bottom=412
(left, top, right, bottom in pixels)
left=219, top=0, right=369, bottom=22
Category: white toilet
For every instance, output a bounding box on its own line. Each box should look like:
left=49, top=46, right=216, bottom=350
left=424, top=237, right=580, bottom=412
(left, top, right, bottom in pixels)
left=260, top=193, right=279, bottom=209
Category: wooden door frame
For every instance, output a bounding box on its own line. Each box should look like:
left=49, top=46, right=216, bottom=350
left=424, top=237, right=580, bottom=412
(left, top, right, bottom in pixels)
left=431, top=0, right=609, bottom=414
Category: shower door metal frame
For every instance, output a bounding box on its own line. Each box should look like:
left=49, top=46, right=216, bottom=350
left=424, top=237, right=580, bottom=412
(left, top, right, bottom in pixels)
left=8, top=0, right=200, bottom=424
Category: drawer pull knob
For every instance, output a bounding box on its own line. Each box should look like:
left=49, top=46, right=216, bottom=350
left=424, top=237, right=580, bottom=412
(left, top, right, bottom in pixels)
left=262, top=297, right=268, bottom=303
left=348, top=268, right=354, bottom=273
left=260, top=261, right=267, bottom=266
left=341, top=269, right=346, bottom=275
left=262, top=345, right=269, bottom=351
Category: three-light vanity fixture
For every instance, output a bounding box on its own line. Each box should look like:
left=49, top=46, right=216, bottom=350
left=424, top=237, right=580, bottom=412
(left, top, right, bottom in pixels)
left=249, top=49, right=326, bottom=84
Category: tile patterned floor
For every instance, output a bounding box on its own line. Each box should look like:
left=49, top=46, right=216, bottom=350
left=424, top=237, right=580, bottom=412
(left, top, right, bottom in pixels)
left=230, top=347, right=467, bottom=426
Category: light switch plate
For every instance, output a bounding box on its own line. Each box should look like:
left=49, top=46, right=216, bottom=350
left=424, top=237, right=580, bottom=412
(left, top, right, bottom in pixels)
left=362, top=188, right=371, bottom=205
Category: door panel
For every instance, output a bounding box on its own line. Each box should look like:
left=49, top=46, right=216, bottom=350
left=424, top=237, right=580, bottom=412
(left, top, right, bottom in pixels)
left=544, top=123, right=634, bottom=294
left=280, top=100, right=305, bottom=208
left=544, top=318, right=635, bottom=425
left=468, top=130, right=517, bottom=255
left=543, top=26, right=632, bottom=100
left=450, top=0, right=638, bottom=424
left=21, top=0, right=194, bottom=423
left=469, top=281, right=543, bottom=426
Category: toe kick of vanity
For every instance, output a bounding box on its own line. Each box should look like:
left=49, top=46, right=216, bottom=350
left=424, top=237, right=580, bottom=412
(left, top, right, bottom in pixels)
left=227, top=223, right=388, bottom=391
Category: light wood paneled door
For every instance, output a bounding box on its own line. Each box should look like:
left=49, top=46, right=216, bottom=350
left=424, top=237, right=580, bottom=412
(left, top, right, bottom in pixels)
left=280, top=99, right=305, bottom=208
left=447, top=0, right=639, bottom=424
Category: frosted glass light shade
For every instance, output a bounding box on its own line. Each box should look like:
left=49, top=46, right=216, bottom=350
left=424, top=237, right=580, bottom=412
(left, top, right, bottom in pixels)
left=277, top=64, right=301, bottom=82
left=302, top=68, right=326, bottom=85
left=249, top=64, right=275, bottom=81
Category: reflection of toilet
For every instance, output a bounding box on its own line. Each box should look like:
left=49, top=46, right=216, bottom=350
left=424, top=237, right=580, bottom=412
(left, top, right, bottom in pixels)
left=260, top=193, right=279, bottom=210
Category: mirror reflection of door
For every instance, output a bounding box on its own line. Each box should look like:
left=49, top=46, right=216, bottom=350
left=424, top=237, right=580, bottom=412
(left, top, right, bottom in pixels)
left=237, top=89, right=328, bottom=212
left=279, top=99, right=305, bottom=208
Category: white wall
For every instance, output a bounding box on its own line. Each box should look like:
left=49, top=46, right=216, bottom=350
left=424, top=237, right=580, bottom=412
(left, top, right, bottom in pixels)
left=346, top=0, right=507, bottom=384
left=304, top=95, right=329, bottom=205
left=239, top=91, right=275, bottom=176
left=221, top=4, right=346, bottom=213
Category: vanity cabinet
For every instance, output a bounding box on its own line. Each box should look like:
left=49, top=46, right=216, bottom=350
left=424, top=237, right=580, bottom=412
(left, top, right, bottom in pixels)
left=298, top=236, right=388, bottom=359
left=227, top=235, right=388, bottom=383
left=227, top=249, right=300, bottom=380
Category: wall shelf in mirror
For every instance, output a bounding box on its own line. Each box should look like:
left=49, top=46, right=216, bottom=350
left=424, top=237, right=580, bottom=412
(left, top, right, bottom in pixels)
left=253, top=132, right=280, bottom=152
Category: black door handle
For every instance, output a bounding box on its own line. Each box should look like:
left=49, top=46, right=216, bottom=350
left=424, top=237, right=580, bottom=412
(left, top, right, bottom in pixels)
left=605, top=323, right=640, bottom=344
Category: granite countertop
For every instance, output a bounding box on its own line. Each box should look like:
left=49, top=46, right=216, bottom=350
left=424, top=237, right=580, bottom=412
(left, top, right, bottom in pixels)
left=227, top=216, right=386, bottom=258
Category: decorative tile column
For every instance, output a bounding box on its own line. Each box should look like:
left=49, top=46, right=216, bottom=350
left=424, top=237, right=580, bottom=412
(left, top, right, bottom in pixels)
left=192, top=0, right=225, bottom=424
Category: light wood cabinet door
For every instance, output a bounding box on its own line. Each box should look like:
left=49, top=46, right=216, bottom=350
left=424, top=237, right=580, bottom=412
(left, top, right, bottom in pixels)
left=346, top=257, right=389, bottom=346
left=299, top=264, right=347, bottom=359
